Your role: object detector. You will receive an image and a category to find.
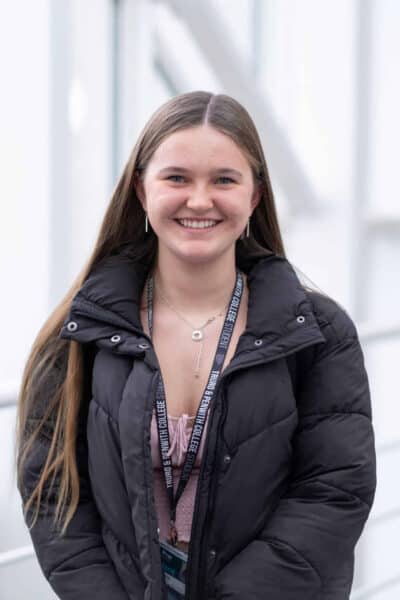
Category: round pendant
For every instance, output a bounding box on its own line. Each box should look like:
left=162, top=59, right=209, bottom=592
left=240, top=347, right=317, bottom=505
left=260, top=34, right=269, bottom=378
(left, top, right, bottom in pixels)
left=192, top=329, right=203, bottom=341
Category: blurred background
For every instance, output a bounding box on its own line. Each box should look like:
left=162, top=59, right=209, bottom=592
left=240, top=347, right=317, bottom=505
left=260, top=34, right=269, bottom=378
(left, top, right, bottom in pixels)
left=1, top=0, right=399, bottom=598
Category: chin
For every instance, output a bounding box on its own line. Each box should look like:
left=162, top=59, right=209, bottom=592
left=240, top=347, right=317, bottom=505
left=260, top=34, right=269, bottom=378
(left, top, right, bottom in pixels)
left=174, top=251, right=217, bottom=265
left=168, top=242, right=236, bottom=267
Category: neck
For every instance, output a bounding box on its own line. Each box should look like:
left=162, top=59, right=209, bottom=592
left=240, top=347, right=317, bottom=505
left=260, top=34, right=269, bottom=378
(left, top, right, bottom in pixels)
left=151, top=246, right=244, bottom=318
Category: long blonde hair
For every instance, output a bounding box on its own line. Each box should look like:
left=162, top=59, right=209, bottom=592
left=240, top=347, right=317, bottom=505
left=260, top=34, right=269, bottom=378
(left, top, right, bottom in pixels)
left=16, top=90, right=287, bottom=535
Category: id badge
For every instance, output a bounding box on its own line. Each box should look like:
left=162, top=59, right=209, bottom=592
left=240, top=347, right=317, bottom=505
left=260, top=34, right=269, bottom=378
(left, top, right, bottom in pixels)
left=160, top=540, right=188, bottom=599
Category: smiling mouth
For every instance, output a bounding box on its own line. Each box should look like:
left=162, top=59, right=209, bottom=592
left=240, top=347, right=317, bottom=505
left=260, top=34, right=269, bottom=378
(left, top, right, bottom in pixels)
left=174, top=218, right=223, bottom=230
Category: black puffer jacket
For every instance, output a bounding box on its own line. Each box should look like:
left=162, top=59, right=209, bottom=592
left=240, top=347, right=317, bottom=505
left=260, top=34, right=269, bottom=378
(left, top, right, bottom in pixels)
left=20, top=247, right=376, bottom=600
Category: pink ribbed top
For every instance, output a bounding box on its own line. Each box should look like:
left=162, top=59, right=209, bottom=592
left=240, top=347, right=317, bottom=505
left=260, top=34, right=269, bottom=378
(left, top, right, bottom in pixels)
left=151, top=407, right=210, bottom=544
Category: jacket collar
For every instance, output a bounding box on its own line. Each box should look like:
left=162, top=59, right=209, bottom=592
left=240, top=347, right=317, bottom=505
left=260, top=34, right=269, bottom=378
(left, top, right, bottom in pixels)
left=59, top=245, right=326, bottom=363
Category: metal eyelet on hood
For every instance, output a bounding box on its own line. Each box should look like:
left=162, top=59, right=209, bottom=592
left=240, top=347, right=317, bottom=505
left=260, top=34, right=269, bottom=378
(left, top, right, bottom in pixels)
left=296, top=315, right=305, bottom=323
left=254, top=339, right=263, bottom=346
left=67, top=321, right=78, bottom=332
left=223, top=454, right=232, bottom=465
left=110, top=334, right=121, bottom=343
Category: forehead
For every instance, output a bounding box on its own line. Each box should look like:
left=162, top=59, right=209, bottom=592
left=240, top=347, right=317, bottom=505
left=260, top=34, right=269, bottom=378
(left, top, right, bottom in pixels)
left=148, top=125, right=251, bottom=171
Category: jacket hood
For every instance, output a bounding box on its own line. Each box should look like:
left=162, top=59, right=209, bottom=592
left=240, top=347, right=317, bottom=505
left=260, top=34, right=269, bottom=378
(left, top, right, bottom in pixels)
left=59, top=245, right=327, bottom=365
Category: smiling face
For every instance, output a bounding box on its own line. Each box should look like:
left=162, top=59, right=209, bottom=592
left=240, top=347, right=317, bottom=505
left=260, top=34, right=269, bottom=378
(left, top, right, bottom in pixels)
left=135, top=124, right=261, bottom=266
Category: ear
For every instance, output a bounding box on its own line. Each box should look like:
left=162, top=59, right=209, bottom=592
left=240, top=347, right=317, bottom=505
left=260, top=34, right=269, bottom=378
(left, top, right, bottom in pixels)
left=251, top=182, right=262, bottom=211
left=134, top=172, right=146, bottom=210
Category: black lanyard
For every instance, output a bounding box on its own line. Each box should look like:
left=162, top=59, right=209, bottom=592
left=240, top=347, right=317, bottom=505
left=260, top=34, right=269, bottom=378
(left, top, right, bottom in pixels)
left=147, top=269, right=244, bottom=546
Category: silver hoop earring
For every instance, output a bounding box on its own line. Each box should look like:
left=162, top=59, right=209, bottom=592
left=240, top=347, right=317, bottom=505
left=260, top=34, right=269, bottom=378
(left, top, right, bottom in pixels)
left=246, top=217, right=250, bottom=238
left=145, top=213, right=148, bottom=233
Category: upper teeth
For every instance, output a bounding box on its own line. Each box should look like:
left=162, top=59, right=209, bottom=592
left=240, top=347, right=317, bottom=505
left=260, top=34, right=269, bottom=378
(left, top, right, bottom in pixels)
left=178, top=219, right=219, bottom=228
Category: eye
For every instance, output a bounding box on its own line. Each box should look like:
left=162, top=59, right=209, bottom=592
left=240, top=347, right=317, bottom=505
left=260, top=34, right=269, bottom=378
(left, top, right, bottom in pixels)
left=166, top=175, right=185, bottom=183
left=216, top=176, right=235, bottom=184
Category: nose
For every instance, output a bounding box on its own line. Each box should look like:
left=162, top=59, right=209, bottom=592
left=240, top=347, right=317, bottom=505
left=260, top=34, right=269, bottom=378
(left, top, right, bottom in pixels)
left=185, top=185, right=214, bottom=211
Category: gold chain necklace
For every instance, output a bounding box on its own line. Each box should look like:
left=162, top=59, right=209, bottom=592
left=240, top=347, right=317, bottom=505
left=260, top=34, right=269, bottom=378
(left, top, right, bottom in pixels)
left=154, top=280, right=231, bottom=378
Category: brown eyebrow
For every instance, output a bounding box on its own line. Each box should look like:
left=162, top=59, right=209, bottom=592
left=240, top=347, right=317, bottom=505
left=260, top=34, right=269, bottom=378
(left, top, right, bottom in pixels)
left=157, top=166, right=243, bottom=180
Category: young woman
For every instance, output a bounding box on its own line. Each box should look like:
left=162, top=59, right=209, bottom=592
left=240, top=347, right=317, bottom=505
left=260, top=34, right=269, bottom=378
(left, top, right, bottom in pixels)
left=16, top=91, right=376, bottom=600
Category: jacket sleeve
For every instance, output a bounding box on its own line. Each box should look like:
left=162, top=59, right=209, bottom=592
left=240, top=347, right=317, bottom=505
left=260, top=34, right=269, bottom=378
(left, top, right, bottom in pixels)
left=18, top=344, right=130, bottom=600
left=213, top=303, right=377, bottom=600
